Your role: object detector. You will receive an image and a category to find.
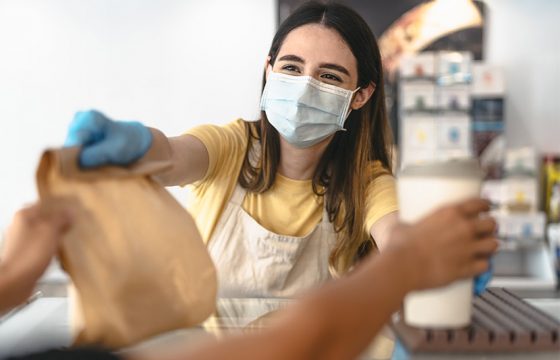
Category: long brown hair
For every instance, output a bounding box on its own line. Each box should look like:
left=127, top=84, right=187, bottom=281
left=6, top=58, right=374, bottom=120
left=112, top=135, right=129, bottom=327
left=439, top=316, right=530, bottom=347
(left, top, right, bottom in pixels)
left=238, top=1, right=393, bottom=274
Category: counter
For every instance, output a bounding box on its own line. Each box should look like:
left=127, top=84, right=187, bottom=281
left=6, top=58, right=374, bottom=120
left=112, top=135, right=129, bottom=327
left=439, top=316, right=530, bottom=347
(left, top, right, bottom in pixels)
left=0, top=288, right=558, bottom=360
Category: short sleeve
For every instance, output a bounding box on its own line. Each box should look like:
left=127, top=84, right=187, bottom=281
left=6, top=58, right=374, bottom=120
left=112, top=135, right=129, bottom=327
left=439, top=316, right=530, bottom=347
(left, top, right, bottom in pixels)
left=365, top=162, right=399, bottom=233
left=184, top=119, right=247, bottom=183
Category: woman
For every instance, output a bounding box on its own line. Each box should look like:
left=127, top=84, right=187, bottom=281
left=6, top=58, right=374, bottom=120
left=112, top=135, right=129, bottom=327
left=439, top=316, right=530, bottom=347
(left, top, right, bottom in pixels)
left=64, top=2, right=472, bottom=297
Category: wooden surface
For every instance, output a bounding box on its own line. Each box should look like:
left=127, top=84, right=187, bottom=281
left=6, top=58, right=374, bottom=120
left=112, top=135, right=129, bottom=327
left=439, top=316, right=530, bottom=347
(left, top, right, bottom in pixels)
left=394, top=288, right=560, bottom=353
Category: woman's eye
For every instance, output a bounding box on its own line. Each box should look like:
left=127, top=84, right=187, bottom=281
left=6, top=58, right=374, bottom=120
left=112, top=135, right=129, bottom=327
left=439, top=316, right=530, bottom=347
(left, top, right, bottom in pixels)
left=281, top=65, right=300, bottom=73
left=321, top=73, right=342, bottom=82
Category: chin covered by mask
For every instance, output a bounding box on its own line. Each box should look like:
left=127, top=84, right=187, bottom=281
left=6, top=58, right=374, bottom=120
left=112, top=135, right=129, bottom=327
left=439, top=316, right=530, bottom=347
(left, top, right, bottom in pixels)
left=260, top=70, right=359, bottom=148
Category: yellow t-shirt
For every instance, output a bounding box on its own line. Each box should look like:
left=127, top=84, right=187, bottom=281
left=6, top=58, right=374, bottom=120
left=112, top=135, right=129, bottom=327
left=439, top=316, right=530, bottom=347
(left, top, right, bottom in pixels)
left=185, top=119, right=398, bottom=243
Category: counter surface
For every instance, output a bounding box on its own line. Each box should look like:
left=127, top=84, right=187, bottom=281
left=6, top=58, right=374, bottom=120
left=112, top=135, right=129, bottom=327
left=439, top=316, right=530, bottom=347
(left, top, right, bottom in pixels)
left=0, top=291, right=558, bottom=360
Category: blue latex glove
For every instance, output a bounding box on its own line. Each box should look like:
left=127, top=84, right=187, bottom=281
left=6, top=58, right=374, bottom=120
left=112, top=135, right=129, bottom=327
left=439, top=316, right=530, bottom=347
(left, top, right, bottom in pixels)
left=65, top=110, right=152, bottom=168
left=473, top=259, right=493, bottom=296
left=391, top=339, right=410, bottom=360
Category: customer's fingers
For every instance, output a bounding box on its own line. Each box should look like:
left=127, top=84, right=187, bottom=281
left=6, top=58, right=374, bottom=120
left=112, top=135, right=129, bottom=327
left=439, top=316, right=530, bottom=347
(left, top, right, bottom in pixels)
left=471, top=236, right=499, bottom=257
left=457, top=198, right=491, bottom=217
left=465, top=259, right=491, bottom=278
left=12, top=203, right=42, bottom=224
left=37, top=198, right=75, bottom=233
left=474, top=217, right=497, bottom=235
left=46, top=210, right=72, bottom=233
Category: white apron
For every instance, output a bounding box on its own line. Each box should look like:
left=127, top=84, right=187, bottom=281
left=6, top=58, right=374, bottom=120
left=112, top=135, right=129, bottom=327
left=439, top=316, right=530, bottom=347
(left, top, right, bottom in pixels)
left=207, top=184, right=337, bottom=298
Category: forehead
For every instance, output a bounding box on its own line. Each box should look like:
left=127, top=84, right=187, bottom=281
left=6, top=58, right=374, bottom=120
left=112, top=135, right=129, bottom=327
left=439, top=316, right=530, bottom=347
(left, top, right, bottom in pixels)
left=277, top=24, right=357, bottom=72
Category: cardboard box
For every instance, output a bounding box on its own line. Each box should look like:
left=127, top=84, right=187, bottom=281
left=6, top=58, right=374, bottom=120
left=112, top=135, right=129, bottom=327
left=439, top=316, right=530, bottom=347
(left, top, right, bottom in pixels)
left=400, top=115, right=437, bottom=166
left=435, top=114, right=472, bottom=161
left=472, top=63, right=505, bottom=97
left=505, top=147, right=538, bottom=176
left=401, top=115, right=437, bottom=150
left=400, top=52, right=436, bottom=78
left=492, top=211, right=546, bottom=240
left=504, top=176, right=539, bottom=212
left=401, top=82, right=436, bottom=111
left=436, top=51, right=473, bottom=84
left=437, top=85, right=471, bottom=110
left=437, top=114, right=471, bottom=150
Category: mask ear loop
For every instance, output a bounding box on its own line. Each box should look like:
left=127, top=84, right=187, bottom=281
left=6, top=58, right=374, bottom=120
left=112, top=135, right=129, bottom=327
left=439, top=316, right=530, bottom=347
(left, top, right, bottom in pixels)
left=343, top=87, right=361, bottom=120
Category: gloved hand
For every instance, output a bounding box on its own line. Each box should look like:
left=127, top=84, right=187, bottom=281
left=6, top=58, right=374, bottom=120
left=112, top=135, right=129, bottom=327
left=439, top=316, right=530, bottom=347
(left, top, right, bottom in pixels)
left=65, top=110, right=152, bottom=168
left=473, top=259, right=493, bottom=296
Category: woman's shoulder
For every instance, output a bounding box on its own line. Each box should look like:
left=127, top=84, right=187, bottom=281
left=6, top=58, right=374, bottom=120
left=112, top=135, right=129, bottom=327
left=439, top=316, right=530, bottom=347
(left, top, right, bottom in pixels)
left=366, top=160, right=393, bottom=179
left=185, top=119, right=252, bottom=153
left=186, top=118, right=248, bottom=138
left=223, top=118, right=251, bottom=136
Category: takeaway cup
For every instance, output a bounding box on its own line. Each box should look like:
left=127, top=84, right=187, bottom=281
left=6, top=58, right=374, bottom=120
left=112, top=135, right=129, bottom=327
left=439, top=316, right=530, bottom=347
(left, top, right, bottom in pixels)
left=398, top=159, right=483, bottom=328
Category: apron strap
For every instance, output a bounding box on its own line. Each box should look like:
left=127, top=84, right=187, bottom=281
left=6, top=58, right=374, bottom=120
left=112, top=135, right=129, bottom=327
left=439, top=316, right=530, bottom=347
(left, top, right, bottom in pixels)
left=319, top=198, right=337, bottom=238
left=230, top=184, right=246, bottom=206
left=321, top=204, right=330, bottom=224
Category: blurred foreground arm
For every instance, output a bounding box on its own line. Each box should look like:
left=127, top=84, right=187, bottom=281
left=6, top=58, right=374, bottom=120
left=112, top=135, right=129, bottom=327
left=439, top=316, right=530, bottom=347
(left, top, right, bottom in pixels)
left=0, top=203, right=71, bottom=314
left=135, top=198, right=497, bottom=360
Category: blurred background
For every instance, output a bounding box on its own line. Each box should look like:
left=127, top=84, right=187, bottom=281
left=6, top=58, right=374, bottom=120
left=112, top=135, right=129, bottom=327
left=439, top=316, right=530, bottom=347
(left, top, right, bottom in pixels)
left=0, top=0, right=559, bottom=289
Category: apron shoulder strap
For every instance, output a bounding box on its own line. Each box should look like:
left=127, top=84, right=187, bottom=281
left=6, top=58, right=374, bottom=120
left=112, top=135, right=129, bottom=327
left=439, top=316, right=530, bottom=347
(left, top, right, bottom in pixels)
left=230, top=183, right=246, bottom=206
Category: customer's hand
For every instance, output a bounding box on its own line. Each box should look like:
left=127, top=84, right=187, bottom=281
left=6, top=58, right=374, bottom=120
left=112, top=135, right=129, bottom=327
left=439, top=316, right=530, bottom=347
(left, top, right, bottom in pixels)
left=391, top=198, right=498, bottom=292
left=65, top=110, right=152, bottom=168
left=1, top=202, right=72, bottom=281
left=0, top=201, right=72, bottom=313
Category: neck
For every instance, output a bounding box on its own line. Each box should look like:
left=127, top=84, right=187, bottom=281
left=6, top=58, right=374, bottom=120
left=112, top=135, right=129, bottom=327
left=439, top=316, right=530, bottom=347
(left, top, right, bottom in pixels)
left=278, top=136, right=332, bottom=180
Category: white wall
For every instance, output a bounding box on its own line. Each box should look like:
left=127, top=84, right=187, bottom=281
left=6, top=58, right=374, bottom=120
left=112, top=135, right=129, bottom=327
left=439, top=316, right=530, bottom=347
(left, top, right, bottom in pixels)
left=0, top=0, right=276, bottom=231
left=1, top=0, right=559, bottom=232
left=483, top=0, right=560, bottom=154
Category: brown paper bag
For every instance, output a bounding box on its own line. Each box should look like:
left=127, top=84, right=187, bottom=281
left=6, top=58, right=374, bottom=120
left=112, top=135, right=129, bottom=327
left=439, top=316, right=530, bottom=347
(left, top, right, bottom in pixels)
left=36, top=148, right=217, bottom=349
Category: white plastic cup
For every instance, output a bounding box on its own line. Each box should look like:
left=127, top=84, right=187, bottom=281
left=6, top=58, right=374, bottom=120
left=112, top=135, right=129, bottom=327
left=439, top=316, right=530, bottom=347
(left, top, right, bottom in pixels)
left=398, top=159, right=483, bottom=328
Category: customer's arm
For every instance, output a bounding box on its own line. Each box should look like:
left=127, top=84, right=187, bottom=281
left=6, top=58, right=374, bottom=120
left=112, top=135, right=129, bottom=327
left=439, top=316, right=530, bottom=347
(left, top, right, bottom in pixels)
left=301, top=198, right=497, bottom=359
left=134, top=198, right=496, bottom=360
left=0, top=203, right=71, bottom=313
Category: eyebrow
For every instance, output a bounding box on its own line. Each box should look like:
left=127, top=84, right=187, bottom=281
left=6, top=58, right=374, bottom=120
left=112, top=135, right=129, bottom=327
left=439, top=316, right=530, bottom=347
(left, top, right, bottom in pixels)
left=277, top=54, right=350, bottom=76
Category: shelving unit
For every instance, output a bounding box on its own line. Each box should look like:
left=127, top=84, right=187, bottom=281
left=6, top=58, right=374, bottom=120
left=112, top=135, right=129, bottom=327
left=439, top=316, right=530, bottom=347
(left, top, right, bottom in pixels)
left=398, top=51, right=473, bottom=168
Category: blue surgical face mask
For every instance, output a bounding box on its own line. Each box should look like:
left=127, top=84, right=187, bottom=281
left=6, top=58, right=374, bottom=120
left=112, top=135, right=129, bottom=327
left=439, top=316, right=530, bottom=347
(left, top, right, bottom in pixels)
left=259, top=70, right=360, bottom=148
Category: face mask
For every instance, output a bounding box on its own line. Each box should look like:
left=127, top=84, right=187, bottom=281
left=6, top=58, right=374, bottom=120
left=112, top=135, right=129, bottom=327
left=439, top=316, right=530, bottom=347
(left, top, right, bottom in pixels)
left=259, top=70, right=360, bottom=148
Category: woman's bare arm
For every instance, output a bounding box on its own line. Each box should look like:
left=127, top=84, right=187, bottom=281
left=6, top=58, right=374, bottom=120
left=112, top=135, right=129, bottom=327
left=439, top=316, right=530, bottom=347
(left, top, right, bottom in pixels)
left=146, top=129, right=209, bottom=187
left=370, top=211, right=399, bottom=251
